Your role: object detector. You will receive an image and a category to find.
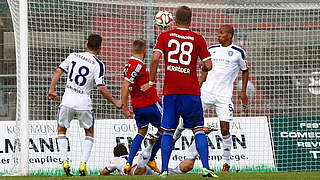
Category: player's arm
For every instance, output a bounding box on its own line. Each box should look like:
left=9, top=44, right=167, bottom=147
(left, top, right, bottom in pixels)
left=149, top=51, right=162, bottom=83
left=100, top=167, right=111, bottom=175
left=121, top=80, right=133, bottom=118
left=97, top=86, right=122, bottom=109
left=199, top=71, right=208, bottom=88
left=48, top=68, right=64, bottom=101
left=239, top=70, right=249, bottom=106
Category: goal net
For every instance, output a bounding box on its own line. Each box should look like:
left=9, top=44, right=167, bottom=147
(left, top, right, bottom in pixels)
left=3, top=0, right=320, bottom=176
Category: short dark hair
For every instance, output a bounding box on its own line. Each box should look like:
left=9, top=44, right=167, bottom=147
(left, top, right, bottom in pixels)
left=113, top=144, right=128, bottom=157
left=221, top=25, right=234, bottom=37
left=175, top=6, right=192, bottom=26
left=133, top=39, right=146, bottom=54
left=87, top=34, right=102, bottom=51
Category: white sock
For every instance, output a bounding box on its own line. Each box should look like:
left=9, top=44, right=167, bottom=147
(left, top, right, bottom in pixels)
left=57, top=134, right=68, bottom=161
left=222, top=134, right=232, bottom=165
left=137, top=144, right=154, bottom=169
left=185, top=142, right=198, bottom=160
left=168, top=165, right=184, bottom=174
left=80, top=136, right=94, bottom=162
left=173, top=120, right=185, bottom=140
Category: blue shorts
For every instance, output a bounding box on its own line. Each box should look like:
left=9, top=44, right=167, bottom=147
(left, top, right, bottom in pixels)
left=161, top=94, right=204, bottom=131
left=133, top=101, right=162, bottom=129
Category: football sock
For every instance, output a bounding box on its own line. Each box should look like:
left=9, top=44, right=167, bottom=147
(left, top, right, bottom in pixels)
left=195, top=130, right=210, bottom=169
left=223, top=134, right=232, bottom=165
left=173, top=120, right=185, bottom=140
left=127, top=133, right=144, bottom=165
left=161, top=132, right=173, bottom=172
left=80, top=136, right=94, bottom=162
left=149, top=132, right=162, bottom=161
left=137, top=143, right=154, bottom=169
left=57, top=134, right=68, bottom=161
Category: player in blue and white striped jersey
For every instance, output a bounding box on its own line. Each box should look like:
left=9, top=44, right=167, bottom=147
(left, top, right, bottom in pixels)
left=48, top=34, right=122, bottom=176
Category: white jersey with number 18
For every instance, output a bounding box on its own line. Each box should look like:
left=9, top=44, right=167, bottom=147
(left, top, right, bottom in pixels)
left=201, top=44, right=248, bottom=98
left=58, top=52, right=105, bottom=110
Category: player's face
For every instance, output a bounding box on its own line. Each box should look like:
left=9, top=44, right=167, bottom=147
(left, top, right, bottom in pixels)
left=218, top=28, right=232, bottom=44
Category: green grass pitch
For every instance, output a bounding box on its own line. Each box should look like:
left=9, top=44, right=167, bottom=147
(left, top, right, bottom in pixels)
left=1, top=171, right=320, bottom=180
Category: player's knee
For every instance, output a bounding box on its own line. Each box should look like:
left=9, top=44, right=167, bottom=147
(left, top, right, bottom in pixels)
left=179, top=163, right=193, bottom=173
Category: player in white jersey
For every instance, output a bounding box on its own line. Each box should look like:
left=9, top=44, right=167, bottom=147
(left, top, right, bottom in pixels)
left=100, top=133, right=211, bottom=176
left=48, top=34, right=122, bottom=176
left=200, top=25, right=249, bottom=172
left=174, top=25, right=249, bottom=173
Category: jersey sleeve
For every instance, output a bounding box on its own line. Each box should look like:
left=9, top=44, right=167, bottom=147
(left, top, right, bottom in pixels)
left=93, top=60, right=106, bottom=86
left=198, top=36, right=211, bottom=62
left=239, top=50, right=249, bottom=71
left=58, top=54, right=72, bottom=73
left=153, top=33, right=165, bottom=55
left=123, top=61, right=142, bottom=84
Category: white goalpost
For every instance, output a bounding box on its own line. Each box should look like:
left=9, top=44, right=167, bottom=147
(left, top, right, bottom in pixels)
left=3, top=0, right=320, bottom=176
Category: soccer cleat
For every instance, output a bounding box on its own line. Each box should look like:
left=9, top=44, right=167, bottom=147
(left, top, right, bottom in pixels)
left=79, top=161, right=87, bottom=176
left=145, top=133, right=160, bottom=144
left=202, top=168, right=218, bottom=178
left=62, top=160, right=73, bottom=177
left=159, top=171, right=168, bottom=178
left=123, top=163, right=132, bottom=174
left=147, top=160, right=161, bottom=173
left=221, top=163, right=230, bottom=173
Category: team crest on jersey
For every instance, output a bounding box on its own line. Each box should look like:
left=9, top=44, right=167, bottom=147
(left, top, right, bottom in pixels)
left=131, top=71, right=138, bottom=78
left=228, top=51, right=234, bottom=56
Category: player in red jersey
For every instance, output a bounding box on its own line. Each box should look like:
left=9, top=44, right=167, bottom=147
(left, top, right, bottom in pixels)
left=142, top=6, right=217, bottom=178
left=121, top=39, right=163, bottom=174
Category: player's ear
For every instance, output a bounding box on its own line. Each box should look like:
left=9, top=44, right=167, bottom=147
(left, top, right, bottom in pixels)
left=86, top=42, right=89, bottom=48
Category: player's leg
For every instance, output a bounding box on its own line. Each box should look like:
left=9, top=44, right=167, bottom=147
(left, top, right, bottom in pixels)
left=215, top=96, right=233, bottom=173
left=147, top=101, right=163, bottom=173
left=124, top=126, right=147, bottom=173
left=57, top=105, right=74, bottom=176
left=173, top=118, right=185, bottom=142
left=179, top=94, right=218, bottom=178
left=168, top=141, right=198, bottom=174
left=160, top=95, right=179, bottom=177
left=78, top=109, right=95, bottom=176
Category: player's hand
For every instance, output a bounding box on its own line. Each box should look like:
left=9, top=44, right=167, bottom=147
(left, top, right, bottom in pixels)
left=48, top=91, right=58, bottom=101
left=140, top=83, right=151, bottom=92
left=114, top=100, right=123, bottom=109
left=123, top=108, right=133, bottom=118
left=239, top=91, right=248, bottom=106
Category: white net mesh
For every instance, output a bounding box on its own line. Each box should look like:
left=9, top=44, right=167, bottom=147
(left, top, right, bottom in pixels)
left=3, top=0, right=320, bottom=176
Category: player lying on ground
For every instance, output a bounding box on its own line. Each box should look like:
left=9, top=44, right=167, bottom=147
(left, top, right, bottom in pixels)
left=100, top=128, right=216, bottom=176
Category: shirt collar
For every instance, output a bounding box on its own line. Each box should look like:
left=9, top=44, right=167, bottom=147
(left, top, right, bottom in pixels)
left=130, top=56, right=144, bottom=64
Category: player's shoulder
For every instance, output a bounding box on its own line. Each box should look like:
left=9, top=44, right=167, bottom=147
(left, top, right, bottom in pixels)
left=230, top=44, right=246, bottom=59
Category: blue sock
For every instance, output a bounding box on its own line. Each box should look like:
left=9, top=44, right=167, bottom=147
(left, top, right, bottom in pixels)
left=149, top=132, right=162, bottom=161
left=127, top=133, right=144, bottom=165
left=161, top=132, right=173, bottom=173
left=195, top=130, right=210, bottom=169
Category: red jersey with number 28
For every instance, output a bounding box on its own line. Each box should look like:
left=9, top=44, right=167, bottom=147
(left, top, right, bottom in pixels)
left=154, top=28, right=211, bottom=96
left=123, top=56, right=159, bottom=108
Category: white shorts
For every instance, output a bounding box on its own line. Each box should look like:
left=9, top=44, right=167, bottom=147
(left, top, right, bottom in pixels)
left=201, top=92, right=233, bottom=122
left=57, top=105, right=94, bottom=129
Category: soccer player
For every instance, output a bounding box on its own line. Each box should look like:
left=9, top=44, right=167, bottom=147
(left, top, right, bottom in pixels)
left=100, top=134, right=205, bottom=176
left=200, top=24, right=249, bottom=173
left=143, top=5, right=217, bottom=178
left=121, top=39, right=163, bottom=174
left=48, top=34, right=122, bottom=176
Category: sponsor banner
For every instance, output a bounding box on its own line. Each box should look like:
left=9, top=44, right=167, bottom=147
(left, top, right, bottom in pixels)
left=270, top=116, right=320, bottom=171
left=0, top=116, right=274, bottom=175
